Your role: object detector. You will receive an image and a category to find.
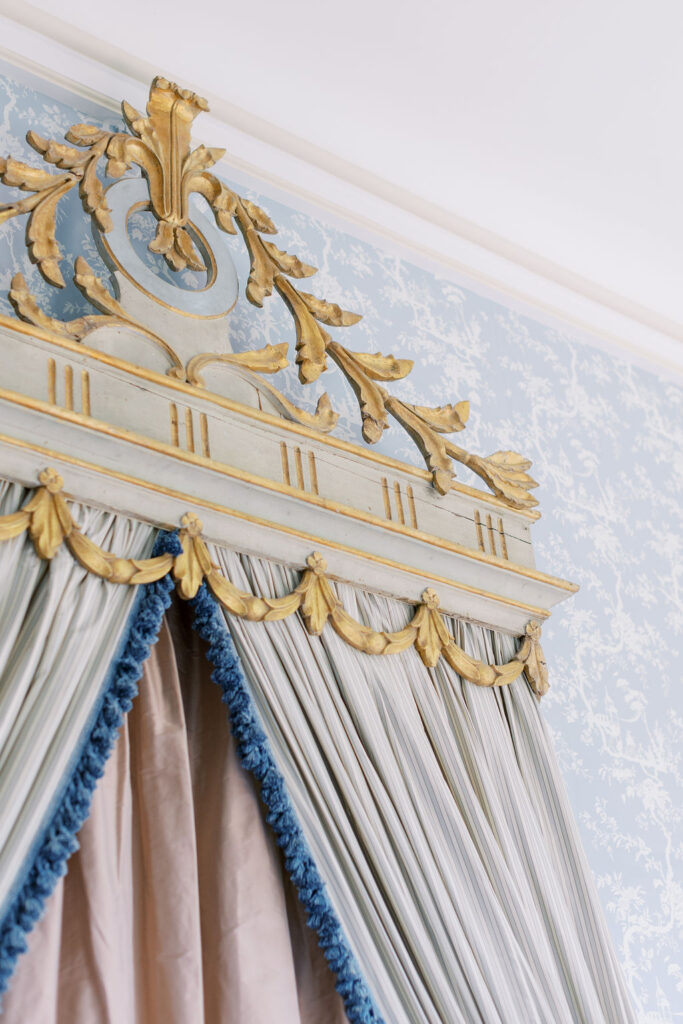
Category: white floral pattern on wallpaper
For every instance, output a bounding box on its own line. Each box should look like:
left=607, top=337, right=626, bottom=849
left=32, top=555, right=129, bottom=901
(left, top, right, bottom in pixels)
left=0, top=70, right=682, bottom=1022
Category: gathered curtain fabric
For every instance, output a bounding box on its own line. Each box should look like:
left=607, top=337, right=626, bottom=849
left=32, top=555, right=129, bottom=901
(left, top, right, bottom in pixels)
left=0, top=480, right=155, bottom=950
left=0, top=600, right=347, bottom=1024
left=210, top=545, right=637, bottom=1024
left=0, top=487, right=636, bottom=1023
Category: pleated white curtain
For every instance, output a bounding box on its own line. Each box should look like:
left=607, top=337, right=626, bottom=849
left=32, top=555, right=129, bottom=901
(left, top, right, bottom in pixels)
left=0, top=602, right=348, bottom=1024
left=0, top=472, right=638, bottom=1024
left=211, top=546, right=637, bottom=1024
left=0, top=479, right=155, bottom=926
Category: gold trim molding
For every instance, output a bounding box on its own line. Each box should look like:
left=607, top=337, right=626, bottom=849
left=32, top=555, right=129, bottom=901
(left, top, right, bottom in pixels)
left=0, top=433, right=561, bottom=621
left=0, top=315, right=542, bottom=521
left=0, top=76, right=540, bottom=513
left=0, top=469, right=549, bottom=696
left=0, top=387, right=577, bottom=595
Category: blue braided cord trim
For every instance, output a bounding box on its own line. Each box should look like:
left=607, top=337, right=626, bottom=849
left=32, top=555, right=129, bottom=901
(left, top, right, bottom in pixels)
left=0, top=531, right=178, bottom=1001
left=184, top=541, right=385, bottom=1024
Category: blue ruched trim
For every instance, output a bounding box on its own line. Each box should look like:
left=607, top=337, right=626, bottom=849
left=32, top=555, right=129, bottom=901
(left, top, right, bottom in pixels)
left=183, top=536, right=384, bottom=1024
left=0, top=531, right=179, bottom=1001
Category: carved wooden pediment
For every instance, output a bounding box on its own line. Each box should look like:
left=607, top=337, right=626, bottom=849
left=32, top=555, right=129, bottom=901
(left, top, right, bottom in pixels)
left=1, top=77, right=539, bottom=510
left=0, top=75, right=578, bottom=652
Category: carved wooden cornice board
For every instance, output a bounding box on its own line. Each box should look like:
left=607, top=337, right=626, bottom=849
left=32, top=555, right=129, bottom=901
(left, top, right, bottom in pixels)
left=0, top=77, right=578, bottom=638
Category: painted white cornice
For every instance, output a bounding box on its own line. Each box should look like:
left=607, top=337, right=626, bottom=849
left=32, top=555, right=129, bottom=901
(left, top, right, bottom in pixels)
left=0, top=5, right=682, bottom=381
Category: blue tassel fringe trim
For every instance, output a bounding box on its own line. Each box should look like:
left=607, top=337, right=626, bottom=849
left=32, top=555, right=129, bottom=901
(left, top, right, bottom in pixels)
left=0, top=528, right=383, bottom=1022
left=0, top=532, right=178, bottom=1000
left=183, top=538, right=384, bottom=1024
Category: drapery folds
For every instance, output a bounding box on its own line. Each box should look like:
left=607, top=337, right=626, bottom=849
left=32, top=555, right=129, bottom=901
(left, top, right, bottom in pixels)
left=0, top=595, right=349, bottom=1024
left=0, top=512, right=372, bottom=1023
left=211, top=545, right=637, bottom=1024
left=0, top=473, right=548, bottom=693
left=0, top=481, right=164, bottom=995
left=0, top=474, right=637, bottom=1022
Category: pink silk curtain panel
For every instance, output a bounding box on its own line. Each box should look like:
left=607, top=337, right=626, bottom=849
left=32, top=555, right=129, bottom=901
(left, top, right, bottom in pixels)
left=1, top=601, right=347, bottom=1024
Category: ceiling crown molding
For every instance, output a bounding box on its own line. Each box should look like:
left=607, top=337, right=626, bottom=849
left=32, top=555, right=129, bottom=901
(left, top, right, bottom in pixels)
left=0, top=4, right=682, bottom=381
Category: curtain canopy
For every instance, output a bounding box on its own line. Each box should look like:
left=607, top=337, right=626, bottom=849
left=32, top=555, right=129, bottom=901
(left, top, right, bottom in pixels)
left=1, top=600, right=347, bottom=1024
left=0, top=481, right=156, bottom=967
left=213, top=545, right=636, bottom=1024
left=0, top=480, right=636, bottom=1022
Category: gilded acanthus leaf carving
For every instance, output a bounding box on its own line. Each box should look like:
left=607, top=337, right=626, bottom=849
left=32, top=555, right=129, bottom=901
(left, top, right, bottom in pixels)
left=0, top=156, right=57, bottom=193
left=0, top=161, right=73, bottom=288
left=275, top=276, right=331, bottom=383
left=520, top=620, right=548, bottom=697
left=443, top=445, right=539, bottom=510
left=327, top=341, right=391, bottom=442
left=174, top=513, right=213, bottom=600
left=0, top=125, right=113, bottom=287
left=67, top=530, right=173, bottom=584
left=185, top=344, right=339, bottom=433
left=28, top=129, right=113, bottom=232
left=241, top=198, right=277, bottom=234
left=297, top=292, right=363, bottom=328
left=186, top=344, right=290, bottom=385
left=348, top=350, right=414, bottom=382
left=0, top=76, right=540, bottom=512
left=406, top=401, right=471, bottom=434
left=23, top=469, right=73, bottom=559
left=383, top=397, right=469, bottom=495
left=9, top=272, right=110, bottom=340
left=262, top=240, right=317, bottom=279
left=207, top=568, right=302, bottom=621
left=9, top=258, right=186, bottom=379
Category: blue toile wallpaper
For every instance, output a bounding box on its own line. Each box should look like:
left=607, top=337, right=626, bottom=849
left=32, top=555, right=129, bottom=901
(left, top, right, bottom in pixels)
left=1, top=70, right=682, bottom=1022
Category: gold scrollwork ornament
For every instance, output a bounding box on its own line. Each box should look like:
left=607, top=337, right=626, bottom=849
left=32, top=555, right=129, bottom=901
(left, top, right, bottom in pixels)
left=0, top=77, right=539, bottom=512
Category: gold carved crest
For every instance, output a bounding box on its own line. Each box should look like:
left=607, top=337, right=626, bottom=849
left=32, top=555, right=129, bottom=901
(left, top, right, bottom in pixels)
left=0, top=77, right=538, bottom=511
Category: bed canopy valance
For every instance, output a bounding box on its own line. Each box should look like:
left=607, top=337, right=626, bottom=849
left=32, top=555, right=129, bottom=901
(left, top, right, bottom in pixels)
left=0, top=75, right=636, bottom=1024
left=0, top=75, right=575, bottom=668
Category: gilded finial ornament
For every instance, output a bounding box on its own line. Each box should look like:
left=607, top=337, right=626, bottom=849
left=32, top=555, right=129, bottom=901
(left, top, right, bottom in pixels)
left=0, top=77, right=538, bottom=511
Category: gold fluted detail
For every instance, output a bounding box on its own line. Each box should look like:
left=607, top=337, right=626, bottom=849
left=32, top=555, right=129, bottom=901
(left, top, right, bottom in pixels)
left=0, top=471, right=548, bottom=694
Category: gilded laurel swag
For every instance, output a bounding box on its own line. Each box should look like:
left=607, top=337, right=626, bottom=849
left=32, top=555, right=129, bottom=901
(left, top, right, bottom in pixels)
left=0, top=77, right=538, bottom=511
left=0, top=469, right=548, bottom=695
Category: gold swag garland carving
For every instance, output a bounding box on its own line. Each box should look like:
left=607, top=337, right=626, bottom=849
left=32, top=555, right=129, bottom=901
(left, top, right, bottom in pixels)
left=0, top=469, right=549, bottom=696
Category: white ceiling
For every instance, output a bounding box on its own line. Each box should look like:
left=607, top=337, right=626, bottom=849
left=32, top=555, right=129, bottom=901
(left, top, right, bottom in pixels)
left=5, top=0, right=683, bottom=335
